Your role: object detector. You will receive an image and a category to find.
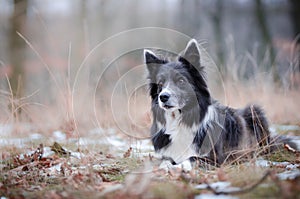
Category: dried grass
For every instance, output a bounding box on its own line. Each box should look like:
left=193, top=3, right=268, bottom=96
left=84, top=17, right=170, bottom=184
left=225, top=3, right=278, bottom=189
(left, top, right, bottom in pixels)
left=0, top=32, right=299, bottom=199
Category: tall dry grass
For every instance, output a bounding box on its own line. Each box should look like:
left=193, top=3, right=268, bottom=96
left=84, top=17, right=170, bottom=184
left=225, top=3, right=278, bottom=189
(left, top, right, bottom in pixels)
left=216, top=37, right=300, bottom=125
left=0, top=36, right=299, bottom=140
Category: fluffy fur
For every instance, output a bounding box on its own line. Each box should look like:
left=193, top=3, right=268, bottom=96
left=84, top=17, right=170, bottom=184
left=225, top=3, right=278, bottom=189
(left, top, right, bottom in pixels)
left=144, top=39, right=273, bottom=165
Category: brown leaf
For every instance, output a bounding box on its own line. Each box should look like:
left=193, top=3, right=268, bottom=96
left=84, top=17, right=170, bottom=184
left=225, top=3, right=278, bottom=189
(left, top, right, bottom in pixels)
left=123, top=147, right=132, bottom=158
left=45, top=190, right=63, bottom=199
left=50, top=142, right=70, bottom=157
left=106, top=154, right=115, bottom=159
left=217, top=168, right=228, bottom=181
left=22, top=165, right=29, bottom=171
left=280, top=176, right=300, bottom=198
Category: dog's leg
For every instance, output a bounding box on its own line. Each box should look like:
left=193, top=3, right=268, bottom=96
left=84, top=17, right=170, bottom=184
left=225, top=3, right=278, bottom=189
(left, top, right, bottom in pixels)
left=159, top=159, right=192, bottom=172
left=174, top=160, right=193, bottom=171
left=158, top=160, right=174, bottom=171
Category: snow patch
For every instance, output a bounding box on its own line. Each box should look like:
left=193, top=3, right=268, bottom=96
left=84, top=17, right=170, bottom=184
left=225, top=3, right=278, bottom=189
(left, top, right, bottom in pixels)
left=277, top=169, right=300, bottom=180
left=42, top=147, right=55, bottom=157
left=53, top=131, right=66, bottom=141
left=29, top=133, right=43, bottom=140
left=195, top=194, right=239, bottom=199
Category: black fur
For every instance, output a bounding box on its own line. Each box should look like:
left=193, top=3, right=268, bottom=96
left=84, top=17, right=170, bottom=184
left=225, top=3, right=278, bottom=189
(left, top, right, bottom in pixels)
left=241, top=105, right=270, bottom=146
left=151, top=129, right=171, bottom=151
left=192, top=126, right=207, bottom=153
left=223, top=108, right=243, bottom=149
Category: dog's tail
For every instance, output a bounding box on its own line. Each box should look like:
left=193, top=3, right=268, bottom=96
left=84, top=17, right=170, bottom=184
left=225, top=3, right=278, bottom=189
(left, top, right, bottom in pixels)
left=242, top=105, right=299, bottom=151
left=241, top=105, right=270, bottom=147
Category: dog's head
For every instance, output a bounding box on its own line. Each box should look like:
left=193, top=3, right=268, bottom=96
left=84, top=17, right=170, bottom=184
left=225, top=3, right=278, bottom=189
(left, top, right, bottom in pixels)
left=144, top=39, right=211, bottom=113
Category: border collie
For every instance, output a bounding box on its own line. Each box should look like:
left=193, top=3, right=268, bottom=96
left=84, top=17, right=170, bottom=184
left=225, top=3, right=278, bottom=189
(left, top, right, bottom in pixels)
left=144, top=39, right=273, bottom=166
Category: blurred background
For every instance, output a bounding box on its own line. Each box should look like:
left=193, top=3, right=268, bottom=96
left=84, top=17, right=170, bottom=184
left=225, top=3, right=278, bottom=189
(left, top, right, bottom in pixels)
left=0, top=0, right=299, bottom=137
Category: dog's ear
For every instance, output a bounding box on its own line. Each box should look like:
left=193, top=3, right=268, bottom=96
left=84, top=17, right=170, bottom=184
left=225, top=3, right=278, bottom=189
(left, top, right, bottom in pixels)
left=178, top=39, right=201, bottom=69
left=144, top=49, right=166, bottom=76
left=144, top=50, right=161, bottom=64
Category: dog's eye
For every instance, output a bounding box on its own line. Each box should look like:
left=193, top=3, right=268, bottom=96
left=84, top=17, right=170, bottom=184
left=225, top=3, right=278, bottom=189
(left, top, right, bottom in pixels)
left=177, top=78, right=185, bottom=85
left=157, top=81, right=163, bottom=88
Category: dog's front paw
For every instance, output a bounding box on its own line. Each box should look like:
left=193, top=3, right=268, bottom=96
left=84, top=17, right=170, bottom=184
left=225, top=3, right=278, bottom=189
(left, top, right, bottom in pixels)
left=159, top=159, right=192, bottom=172
left=173, top=160, right=192, bottom=172
left=158, top=160, right=174, bottom=171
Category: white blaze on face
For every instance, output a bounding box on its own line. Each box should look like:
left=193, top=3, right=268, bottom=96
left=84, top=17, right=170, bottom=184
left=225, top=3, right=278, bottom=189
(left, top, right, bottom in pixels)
left=158, top=84, right=179, bottom=111
left=158, top=86, right=171, bottom=108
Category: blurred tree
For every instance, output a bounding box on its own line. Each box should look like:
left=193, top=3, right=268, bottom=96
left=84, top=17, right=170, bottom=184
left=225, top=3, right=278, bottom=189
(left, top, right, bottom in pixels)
left=8, top=0, right=28, bottom=97
left=289, top=0, right=300, bottom=42
left=255, top=0, right=279, bottom=83
left=289, top=0, right=300, bottom=71
left=211, top=0, right=225, bottom=72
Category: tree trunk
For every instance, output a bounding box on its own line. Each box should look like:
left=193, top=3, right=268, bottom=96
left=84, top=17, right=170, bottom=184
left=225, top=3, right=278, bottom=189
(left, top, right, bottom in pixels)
left=8, top=0, right=28, bottom=97
left=255, top=0, right=280, bottom=83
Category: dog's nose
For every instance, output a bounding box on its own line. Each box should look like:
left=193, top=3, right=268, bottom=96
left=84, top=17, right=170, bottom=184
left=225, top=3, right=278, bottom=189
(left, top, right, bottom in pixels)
left=159, top=93, right=170, bottom=103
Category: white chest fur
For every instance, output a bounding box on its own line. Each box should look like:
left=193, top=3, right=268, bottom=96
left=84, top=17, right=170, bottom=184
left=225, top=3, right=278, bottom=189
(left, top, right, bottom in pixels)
left=159, top=110, right=198, bottom=163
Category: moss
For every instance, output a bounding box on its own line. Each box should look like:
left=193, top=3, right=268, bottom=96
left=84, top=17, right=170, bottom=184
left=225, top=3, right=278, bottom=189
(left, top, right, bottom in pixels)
left=265, top=149, right=298, bottom=163
left=240, top=184, right=280, bottom=199
left=222, top=165, right=269, bottom=187
left=98, top=168, right=124, bottom=182
left=92, top=157, right=142, bottom=183
left=20, top=185, right=94, bottom=199
left=116, top=157, right=142, bottom=170
left=106, top=173, right=125, bottom=182
left=148, top=182, right=194, bottom=199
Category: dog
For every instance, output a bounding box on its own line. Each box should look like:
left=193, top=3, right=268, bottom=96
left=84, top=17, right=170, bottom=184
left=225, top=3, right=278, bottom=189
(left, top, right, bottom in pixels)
left=144, top=39, right=292, bottom=167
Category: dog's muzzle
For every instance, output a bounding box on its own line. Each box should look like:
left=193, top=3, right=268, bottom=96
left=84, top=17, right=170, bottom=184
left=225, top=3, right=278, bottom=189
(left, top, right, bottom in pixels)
left=159, top=92, right=176, bottom=109
left=159, top=92, right=170, bottom=103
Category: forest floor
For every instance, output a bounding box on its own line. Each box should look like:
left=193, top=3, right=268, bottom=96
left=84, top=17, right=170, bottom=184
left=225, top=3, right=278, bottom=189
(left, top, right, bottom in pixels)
left=0, top=124, right=300, bottom=199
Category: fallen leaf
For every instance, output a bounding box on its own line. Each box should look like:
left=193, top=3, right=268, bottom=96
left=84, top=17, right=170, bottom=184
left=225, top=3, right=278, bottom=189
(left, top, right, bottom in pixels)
left=217, top=168, right=227, bottom=181
left=50, top=142, right=70, bottom=157
left=284, top=144, right=297, bottom=153
left=123, top=147, right=132, bottom=158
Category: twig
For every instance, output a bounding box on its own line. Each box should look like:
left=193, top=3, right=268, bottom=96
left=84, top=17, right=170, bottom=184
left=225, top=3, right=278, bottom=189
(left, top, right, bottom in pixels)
left=284, top=143, right=297, bottom=153
left=205, top=170, right=272, bottom=195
